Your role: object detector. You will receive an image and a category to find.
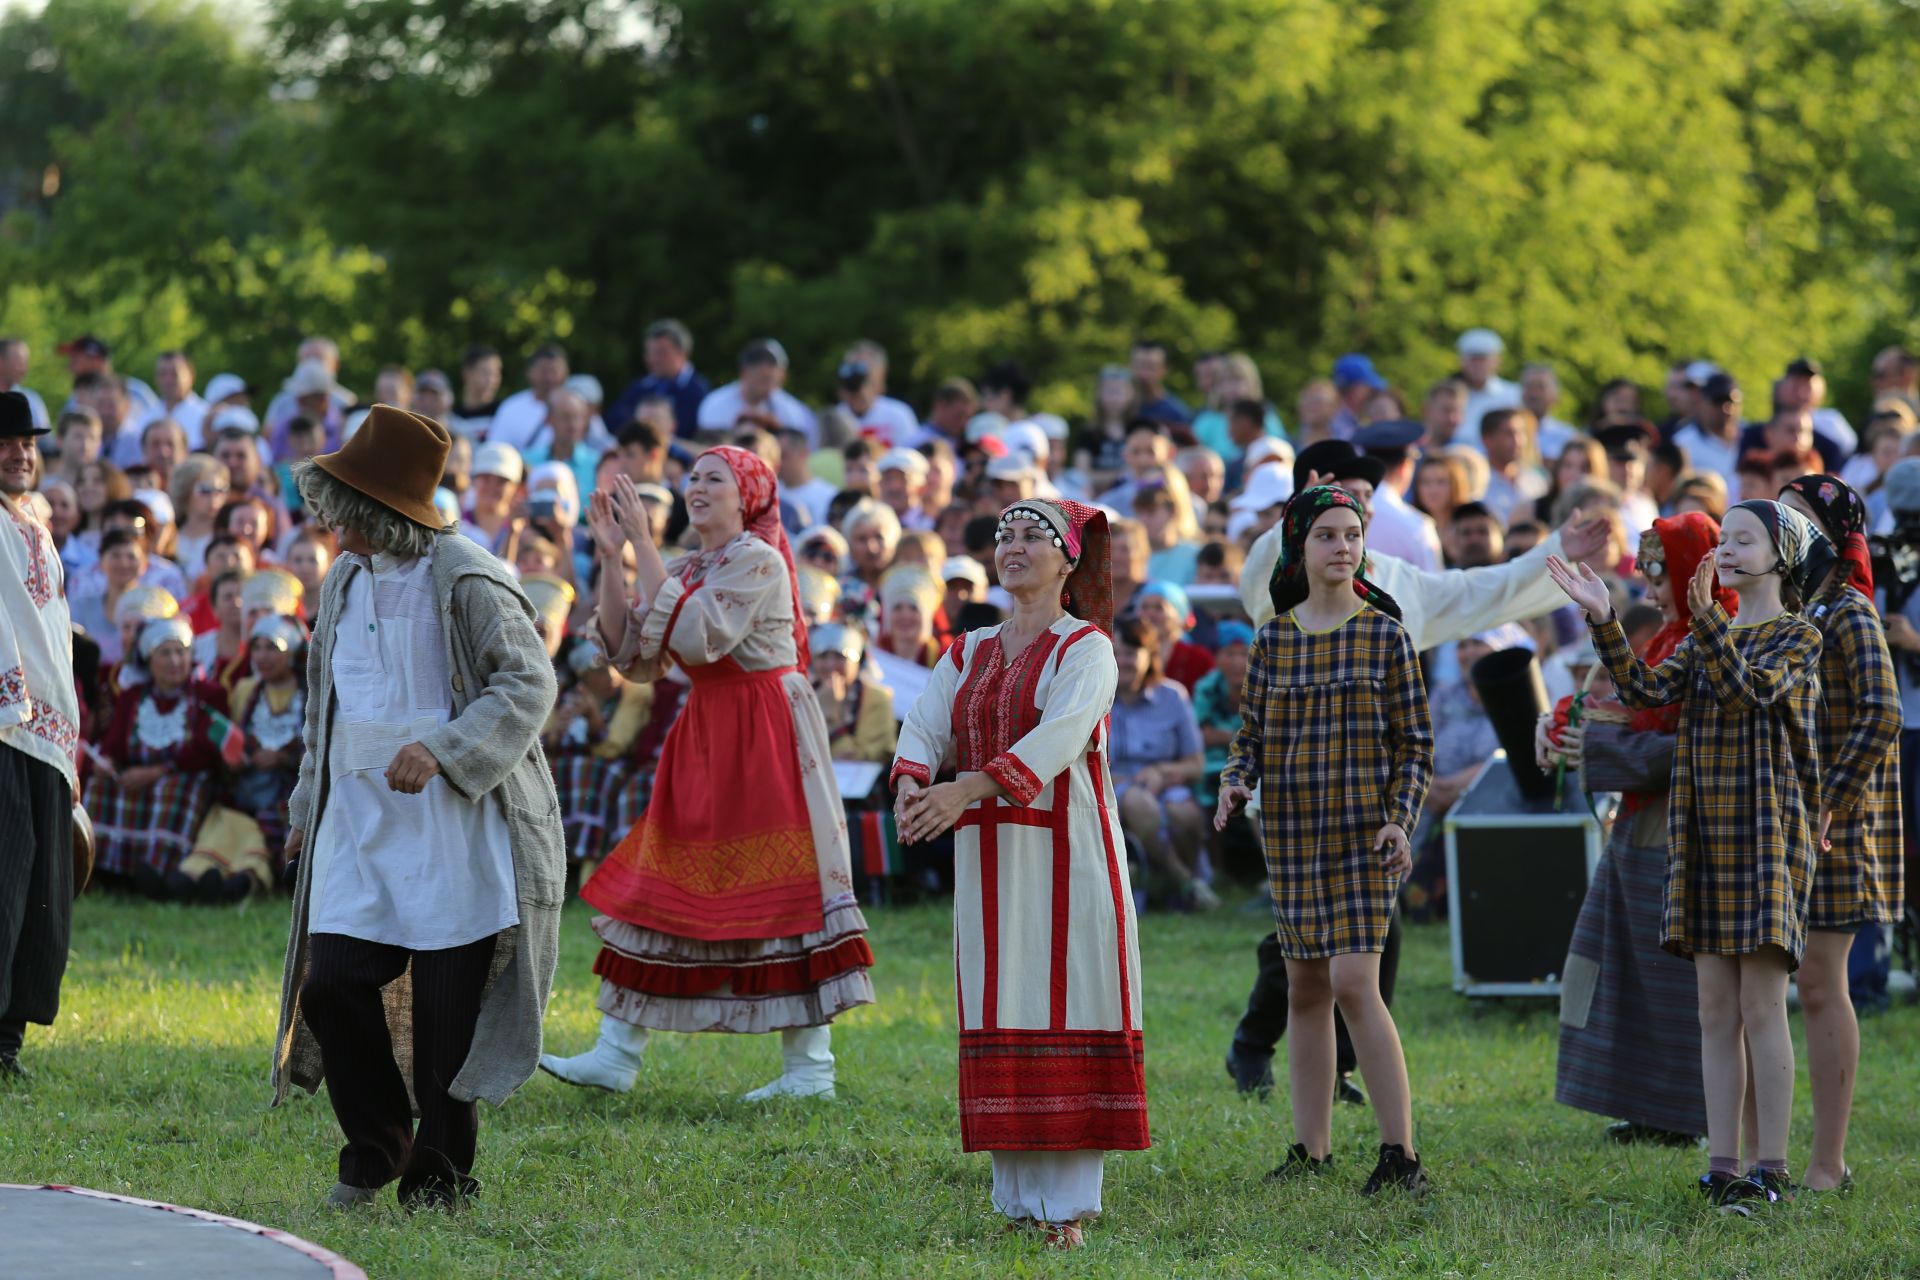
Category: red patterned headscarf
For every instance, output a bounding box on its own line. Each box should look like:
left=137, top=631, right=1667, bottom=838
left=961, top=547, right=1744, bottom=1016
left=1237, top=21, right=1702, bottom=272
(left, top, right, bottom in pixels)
left=698, top=445, right=809, bottom=669
left=996, top=498, right=1114, bottom=634
left=1632, top=512, right=1734, bottom=736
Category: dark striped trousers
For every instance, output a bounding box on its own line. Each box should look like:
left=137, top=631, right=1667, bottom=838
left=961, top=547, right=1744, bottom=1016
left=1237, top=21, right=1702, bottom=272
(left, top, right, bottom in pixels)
left=300, top=931, right=497, bottom=1199
left=0, top=744, right=73, bottom=1060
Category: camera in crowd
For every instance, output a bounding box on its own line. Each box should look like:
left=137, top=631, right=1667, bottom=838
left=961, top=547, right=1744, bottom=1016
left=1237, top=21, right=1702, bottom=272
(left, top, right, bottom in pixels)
left=836, top=360, right=870, bottom=392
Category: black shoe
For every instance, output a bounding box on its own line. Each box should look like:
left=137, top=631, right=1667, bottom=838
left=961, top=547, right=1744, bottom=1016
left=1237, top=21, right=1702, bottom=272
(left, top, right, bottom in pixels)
left=1335, top=1074, right=1367, bottom=1106
left=1360, top=1143, right=1428, bottom=1197
left=133, top=862, right=170, bottom=900
left=1225, top=1044, right=1275, bottom=1099
left=1264, top=1142, right=1333, bottom=1183
left=1744, top=1167, right=1795, bottom=1204
left=1704, top=1172, right=1772, bottom=1216
left=1607, top=1121, right=1699, bottom=1147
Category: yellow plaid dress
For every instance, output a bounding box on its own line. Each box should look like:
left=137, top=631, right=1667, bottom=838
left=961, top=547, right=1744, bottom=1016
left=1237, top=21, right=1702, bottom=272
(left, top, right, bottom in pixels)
left=1590, top=605, right=1821, bottom=964
left=1224, top=605, right=1432, bottom=959
left=1804, top=584, right=1904, bottom=928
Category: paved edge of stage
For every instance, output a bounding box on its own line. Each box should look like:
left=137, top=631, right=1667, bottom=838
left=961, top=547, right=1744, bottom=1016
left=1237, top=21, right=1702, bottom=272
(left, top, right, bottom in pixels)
left=0, top=1183, right=367, bottom=1279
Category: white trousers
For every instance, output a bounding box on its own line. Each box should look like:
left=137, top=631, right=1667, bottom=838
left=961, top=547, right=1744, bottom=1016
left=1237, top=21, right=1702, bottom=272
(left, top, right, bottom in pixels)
left=990, top=1150, right=1105, bottom=1222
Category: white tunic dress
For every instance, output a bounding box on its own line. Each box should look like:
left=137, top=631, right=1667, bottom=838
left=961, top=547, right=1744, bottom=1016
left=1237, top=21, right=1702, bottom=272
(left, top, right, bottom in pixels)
left=309, top=550, right=518, bottom=951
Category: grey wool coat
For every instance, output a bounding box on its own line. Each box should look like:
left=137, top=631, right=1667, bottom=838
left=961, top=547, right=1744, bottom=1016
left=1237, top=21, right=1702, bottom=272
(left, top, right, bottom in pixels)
left=272, top=530, right=564, bottom=1108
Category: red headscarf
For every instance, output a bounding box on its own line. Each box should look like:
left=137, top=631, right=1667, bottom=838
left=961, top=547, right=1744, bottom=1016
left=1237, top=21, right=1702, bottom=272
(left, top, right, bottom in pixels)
left=1632, top=511, right=1735, bottom=737
left=696, top=445, right=809, bottom=669
left=996, top=498, right=1115, bottom=634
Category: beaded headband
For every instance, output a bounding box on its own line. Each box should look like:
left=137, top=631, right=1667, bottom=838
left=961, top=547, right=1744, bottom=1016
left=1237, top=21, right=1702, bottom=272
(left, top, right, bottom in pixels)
left=996, top=504, right=1078, bottom=565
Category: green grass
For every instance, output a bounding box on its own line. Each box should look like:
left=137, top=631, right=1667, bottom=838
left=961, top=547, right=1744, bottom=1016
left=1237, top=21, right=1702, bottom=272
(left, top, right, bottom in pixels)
left=2, top=896, right=1916, bottom=1278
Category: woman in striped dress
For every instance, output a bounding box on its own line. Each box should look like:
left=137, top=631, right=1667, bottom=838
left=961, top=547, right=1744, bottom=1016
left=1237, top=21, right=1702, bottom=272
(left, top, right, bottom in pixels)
left=1778, top=475, right=1903, bottom=1191
left=1216, top=484, right=1433, bottom=1197
left=891, top=498, right=1146, bottom=1250
left=1550, top=498, right=1822, bottom=1212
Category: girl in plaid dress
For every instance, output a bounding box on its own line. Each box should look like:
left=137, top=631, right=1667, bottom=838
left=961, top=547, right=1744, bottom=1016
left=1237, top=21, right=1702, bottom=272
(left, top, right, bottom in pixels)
left=82, top=617, right=229, bottom=893
left=1217, top=485, right=1433, bottom=1197
left=1549, top=498, right=1822, bottom=1213
left=1778, top=475, right=1902, bottom=1192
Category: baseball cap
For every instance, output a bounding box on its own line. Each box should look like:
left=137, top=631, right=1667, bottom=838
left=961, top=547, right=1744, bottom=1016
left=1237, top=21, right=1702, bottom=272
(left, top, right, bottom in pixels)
left=417, top=369, right=453, bottom=395
left=1243, top=435, right=1295, bottom=472
left=472, top=441, right=525, bottom=483
left=941, top=556, right=989, bottom=590
left=740, top=338, right=790, bottom=369
left=1784, top=356, right=1823, bottom=380
left=965, top=412, right=1008, bottom=444
left=1684, top=360, right=1720, bottom=387
left=1229, top=462, right=1295, bottom=513
left=1353, top=418, right=1427, bottom=456
left=985, top=454, right=1037, bottom=482
left=57, top=335, right=110, bottom=358
left=1002, top=420, right=1050, bottom=466
left=1700, top=372, right=1740, bottom=404
left=1331, top=353, right=1387, bottom=391
left=564, top=373, right=604, bottom=405
left=1456, top=328, right=1505, bottom=357
left=878, top=447, right=929, bottom=477
left=203, top=372, right=248, bottom=403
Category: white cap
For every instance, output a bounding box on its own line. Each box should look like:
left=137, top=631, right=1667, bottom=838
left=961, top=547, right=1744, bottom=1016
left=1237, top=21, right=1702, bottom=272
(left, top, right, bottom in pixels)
left=564, top=373, right=604, bottom=405
left=941, top=556, right=989, bottom=590
left=132, top=487, right=176, bottom=527
left=1032, top=412, right=1071, bottom=442
left=964, top=412, right=1008, bottom=444
left=878, top=447, right=929, bottom=477
left=287, top=359, right=345, bottom=399
left=985, top=454, right=1037, bottom=482
left=1225, top=509, right=1261, bottom=544
left=432, top=487, right=462, bottom=526
left=211, top=405, right=261, bottom=434
left=204, top=372, right=247, bottom=403
left=1456, top=328, right=1504, bottom=357
left=1228, top=463, right=1293, bottom=513
left=472, top=441, right=525, bottom=483
left=1684, top=360, right=1720, bottom=386
left=1002, top=420, right=1050, bottom=467
left=1243, top=435, right=1295, bottom=471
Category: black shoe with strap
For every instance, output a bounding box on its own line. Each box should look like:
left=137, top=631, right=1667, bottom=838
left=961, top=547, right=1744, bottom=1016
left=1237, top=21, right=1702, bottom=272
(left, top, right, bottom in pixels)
left=1360, top=1143, right=1428, bottom=1197
left=1703, top=1171, right=1772, bottom=1216
left=1264, top=1143, right=1333, bottom=1183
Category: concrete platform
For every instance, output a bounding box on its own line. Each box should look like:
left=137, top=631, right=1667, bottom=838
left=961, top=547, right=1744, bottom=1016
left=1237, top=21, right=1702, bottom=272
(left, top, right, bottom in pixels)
left=0, top=1184, right=364, bottom=1279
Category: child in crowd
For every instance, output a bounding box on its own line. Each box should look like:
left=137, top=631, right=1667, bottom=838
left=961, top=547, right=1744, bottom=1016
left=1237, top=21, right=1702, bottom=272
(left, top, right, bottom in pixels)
left=273, top=415, right=325, bottom=518
left=544, top=643, right=652, bottom=875
left=1217, top=484, right=1433, bottom=1196
left=227, top=615, right=309, bottom=886
left=1549, top=498, right=1822, bottom=1213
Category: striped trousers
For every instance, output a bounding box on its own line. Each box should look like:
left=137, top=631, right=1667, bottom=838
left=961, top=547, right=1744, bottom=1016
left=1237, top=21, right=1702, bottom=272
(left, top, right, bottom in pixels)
left=0, top=744, right=73, bottom=1059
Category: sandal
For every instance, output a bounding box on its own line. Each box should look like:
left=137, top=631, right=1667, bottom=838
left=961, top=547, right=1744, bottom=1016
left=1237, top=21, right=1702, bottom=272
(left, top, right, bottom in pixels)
left=1040, top=1220, right=1085, bottom=1250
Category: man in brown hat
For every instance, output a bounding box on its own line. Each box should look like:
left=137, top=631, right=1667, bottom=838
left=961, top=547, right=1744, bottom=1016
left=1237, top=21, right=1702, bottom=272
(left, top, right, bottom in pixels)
left=0, top=389, right=80, bottom=1081
left=271, top=403, right=564, bottom=1210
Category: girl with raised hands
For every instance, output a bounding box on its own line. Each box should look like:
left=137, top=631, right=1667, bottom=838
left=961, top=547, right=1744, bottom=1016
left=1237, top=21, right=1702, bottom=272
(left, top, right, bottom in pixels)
left=1547, top=498, right=1822, bottom=1214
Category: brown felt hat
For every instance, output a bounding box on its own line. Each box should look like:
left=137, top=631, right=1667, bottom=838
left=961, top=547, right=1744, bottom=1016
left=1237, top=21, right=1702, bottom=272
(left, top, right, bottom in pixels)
left=311, top=403, right=450, bottom=529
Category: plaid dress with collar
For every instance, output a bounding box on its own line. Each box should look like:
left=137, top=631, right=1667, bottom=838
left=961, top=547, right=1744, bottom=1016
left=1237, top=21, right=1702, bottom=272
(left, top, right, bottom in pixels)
left=1803, top=584, right=1904, bottom=928
left=1590, top=604, right=1822, bottom=963
left=1224, top=605, right=1432, bottom=958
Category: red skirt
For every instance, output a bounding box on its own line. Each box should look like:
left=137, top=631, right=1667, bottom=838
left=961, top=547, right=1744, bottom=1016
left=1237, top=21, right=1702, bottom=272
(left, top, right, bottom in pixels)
left=582, top=658, right=825, bottom=942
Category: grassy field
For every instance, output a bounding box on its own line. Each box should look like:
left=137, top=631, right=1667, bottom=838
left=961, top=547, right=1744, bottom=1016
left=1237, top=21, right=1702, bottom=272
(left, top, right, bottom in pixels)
left=1, top=895, right=1915, bottom=1279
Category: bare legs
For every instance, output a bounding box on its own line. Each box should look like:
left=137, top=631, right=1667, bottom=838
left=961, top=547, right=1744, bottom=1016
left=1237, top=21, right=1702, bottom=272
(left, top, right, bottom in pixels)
left=1696, top=950, right=1794, bottom=1170
left=1284, top=952, right=1412, bottom=1157
left=1796, top=930, right=1859, bottom=1188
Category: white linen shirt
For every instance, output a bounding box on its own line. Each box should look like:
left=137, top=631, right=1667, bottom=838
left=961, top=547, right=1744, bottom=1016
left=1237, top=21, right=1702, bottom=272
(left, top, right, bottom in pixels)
left=309, top=549, right=518, bottom=950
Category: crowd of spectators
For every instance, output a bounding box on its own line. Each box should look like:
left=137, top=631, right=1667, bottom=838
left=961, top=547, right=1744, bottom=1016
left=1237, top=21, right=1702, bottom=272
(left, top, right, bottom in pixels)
left=7, top=324, right=1918, bottom=911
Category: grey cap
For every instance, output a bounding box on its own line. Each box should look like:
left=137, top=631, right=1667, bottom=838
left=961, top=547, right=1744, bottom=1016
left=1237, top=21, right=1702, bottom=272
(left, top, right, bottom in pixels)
left=1885, top=457, right=1920, bottom=515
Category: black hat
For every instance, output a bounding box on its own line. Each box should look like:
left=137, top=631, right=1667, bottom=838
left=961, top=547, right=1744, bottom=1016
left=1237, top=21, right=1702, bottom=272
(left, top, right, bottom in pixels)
left=1594, top=421, right=1656, bottom=459
left=0, top=390, right=45, bottom=437
left=1784, top=356, right=1823, bottom=380
left=56, top=335, right=110, bottom=359
left=1353, top=418, right=1427, bottom=458
left=1293, top=439, right=1386, bottom=493
left=1700, top=372, right=1740, bottom=404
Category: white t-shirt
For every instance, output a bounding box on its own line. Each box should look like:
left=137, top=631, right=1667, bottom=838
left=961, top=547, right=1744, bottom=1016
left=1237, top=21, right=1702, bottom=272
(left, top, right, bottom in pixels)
left=485, top=388, right=549, bottom=451
left=852, top=396, right=921, bottom=448
left=1367, top=484, right=1442, bottom=574
left=1461, top=376, right=1523, bottom=439
left=1672, top=424, right=1741, bottom=490
left=782, top=477, right=838, bottom=526
left=696, top=383, right=819, bottom=445
left=135, top=395, right=209, bottom=450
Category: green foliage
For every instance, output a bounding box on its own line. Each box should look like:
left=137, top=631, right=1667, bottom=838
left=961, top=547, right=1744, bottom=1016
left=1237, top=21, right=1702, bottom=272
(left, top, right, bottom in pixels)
left=8, top=896, right=1918, bottom=1277
left=2, top=0, right=1919, bottom=421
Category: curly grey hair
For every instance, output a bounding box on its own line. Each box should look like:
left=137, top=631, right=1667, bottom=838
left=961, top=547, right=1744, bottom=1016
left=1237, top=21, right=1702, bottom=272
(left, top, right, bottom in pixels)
left=293, top=460, right=451, bottom=559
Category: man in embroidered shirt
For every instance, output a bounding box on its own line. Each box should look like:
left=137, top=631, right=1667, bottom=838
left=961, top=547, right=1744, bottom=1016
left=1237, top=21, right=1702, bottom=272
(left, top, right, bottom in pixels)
left=274, top=403, right=562, bottom=1210
left=0, top=390, right=80, bottom=1080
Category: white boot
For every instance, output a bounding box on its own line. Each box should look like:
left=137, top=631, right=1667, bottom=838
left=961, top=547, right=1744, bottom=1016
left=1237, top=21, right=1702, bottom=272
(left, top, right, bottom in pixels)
left=742, top=1025, right=836, bottom=1100
left=538, top=1014, right=648, bottom=1092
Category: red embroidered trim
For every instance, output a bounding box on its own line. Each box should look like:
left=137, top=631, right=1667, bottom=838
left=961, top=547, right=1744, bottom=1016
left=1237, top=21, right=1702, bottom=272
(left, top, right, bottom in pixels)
left=6, top=513, right=54, bottom=608
left=1087, top=751, right=1134, bottom=1031
left=0, top=664, right=24, bottom=713
left=985, top=751, right=1043, bottom=807
left=593, top=935, right=874, bottom=998
left=889, top=759, right=932, bottom=790
left=952, top=630, right=1059, bottom=773
left=958, top=1028, right=1149, bottom=1152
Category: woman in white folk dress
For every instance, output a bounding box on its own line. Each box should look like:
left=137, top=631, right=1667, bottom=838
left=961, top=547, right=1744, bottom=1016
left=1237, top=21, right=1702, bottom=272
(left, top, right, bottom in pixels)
left=891, top=498, right=1148, bottom=1250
